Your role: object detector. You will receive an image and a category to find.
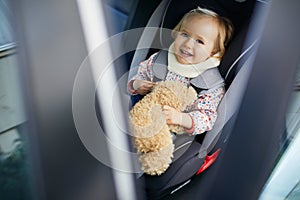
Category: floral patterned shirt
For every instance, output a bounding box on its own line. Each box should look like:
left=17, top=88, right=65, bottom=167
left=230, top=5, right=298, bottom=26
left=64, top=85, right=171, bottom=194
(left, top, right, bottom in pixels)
left=128, top=53, right=225, bottom=135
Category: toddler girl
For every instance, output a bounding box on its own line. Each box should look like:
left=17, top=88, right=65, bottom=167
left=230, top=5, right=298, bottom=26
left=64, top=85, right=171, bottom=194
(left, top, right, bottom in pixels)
left=128, top=7, right=233, bottom=136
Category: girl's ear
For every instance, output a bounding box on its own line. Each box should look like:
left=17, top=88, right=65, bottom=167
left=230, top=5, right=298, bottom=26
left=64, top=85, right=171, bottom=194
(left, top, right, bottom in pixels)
left=171, top=30, right=179, bottom=39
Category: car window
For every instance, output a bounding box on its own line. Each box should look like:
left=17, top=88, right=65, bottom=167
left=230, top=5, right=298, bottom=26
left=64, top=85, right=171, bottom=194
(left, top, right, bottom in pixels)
left=0, top=0, right=33, bottom=199
left=259, top=62, right=300, bottom=200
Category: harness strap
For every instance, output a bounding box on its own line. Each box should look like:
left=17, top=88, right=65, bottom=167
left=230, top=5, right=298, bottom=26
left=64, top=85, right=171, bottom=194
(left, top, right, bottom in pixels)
left=152, top=50, right=169, bottom=82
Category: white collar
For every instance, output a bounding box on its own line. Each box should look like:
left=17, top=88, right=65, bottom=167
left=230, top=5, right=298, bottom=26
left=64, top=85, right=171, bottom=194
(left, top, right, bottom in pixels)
left=167, top=43, right=220, bottom=78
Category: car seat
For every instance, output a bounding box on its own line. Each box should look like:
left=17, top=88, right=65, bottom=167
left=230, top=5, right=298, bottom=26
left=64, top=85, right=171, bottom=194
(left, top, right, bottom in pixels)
left=127, top=0, right=260, bottom=199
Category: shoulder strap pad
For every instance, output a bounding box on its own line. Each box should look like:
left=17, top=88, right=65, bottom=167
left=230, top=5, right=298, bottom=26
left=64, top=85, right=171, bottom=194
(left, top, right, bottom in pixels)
left=152, top=50, right=168, bottom=81
left=190, top=68, right=224, bottom=90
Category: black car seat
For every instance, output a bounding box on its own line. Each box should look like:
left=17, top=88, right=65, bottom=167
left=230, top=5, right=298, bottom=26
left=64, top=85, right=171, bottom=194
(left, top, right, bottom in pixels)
left=127, top=0, right=259, bottom=199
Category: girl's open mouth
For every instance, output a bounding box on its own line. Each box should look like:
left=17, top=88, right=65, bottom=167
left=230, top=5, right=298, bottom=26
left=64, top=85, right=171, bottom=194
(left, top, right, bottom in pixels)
left=180, top=49, right=193, bottom=57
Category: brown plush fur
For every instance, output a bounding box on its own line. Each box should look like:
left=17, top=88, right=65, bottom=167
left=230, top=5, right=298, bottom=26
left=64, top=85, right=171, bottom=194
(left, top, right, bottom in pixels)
left=129, top=81, right=197, bottom=175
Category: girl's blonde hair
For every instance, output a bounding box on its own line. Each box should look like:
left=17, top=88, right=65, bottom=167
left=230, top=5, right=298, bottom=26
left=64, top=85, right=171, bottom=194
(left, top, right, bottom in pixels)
left=171, top=7, right=234, bottom=59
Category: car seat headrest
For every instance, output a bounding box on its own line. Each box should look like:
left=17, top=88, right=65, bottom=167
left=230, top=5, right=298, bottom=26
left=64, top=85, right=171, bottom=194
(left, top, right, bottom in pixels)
left=160, top=0, right=256, bottom=48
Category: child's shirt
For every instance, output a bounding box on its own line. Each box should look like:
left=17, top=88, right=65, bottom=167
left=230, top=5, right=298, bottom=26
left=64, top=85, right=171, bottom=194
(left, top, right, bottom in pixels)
left=128, top=52, right=225, bottom=135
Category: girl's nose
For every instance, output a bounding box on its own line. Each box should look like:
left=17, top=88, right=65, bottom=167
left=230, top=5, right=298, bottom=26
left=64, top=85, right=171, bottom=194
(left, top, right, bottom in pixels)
left=184, top=37, right=194, bottom=49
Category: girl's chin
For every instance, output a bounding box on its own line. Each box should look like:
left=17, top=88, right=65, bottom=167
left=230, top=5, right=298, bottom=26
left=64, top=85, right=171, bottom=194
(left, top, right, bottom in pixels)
left=175, top=56, right=192, bottom=65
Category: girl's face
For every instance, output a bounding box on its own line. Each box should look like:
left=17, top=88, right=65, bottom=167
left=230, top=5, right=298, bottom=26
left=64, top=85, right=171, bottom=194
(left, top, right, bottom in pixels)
left=173, top=15, right=219, bottom=65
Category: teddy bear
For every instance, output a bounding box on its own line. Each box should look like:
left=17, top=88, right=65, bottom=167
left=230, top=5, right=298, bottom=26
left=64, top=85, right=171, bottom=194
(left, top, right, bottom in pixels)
left=129, top=81, right=197, bottom=175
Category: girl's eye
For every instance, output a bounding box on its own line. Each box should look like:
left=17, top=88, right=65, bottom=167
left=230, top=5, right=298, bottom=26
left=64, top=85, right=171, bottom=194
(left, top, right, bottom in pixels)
left=196, top=39, right=204, bottom=44
left=181, top=33, right=188, bottom=38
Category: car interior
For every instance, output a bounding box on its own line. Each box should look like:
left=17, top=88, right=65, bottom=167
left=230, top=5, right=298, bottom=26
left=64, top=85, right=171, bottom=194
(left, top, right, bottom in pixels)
left=1, top=0, right=300, bottom=200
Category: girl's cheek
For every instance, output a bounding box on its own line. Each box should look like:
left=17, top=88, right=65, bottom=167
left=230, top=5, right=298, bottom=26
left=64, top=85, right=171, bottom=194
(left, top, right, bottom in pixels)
left=196, top=46, right=210, bottom=58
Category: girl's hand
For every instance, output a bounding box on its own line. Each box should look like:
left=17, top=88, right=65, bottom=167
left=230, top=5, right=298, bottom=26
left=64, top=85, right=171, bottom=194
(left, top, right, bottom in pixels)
left=162, top=105, right=193, bottom=129
left=133, top=80, right=157, bottom=95
left=162, top=105, right=182, bottom=125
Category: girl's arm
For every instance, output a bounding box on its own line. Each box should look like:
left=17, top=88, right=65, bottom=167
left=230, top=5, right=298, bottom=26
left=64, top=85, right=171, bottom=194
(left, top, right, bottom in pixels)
left=127, top=53, right=158, bottom=95
left=186, top=86, right=225, bottom=135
